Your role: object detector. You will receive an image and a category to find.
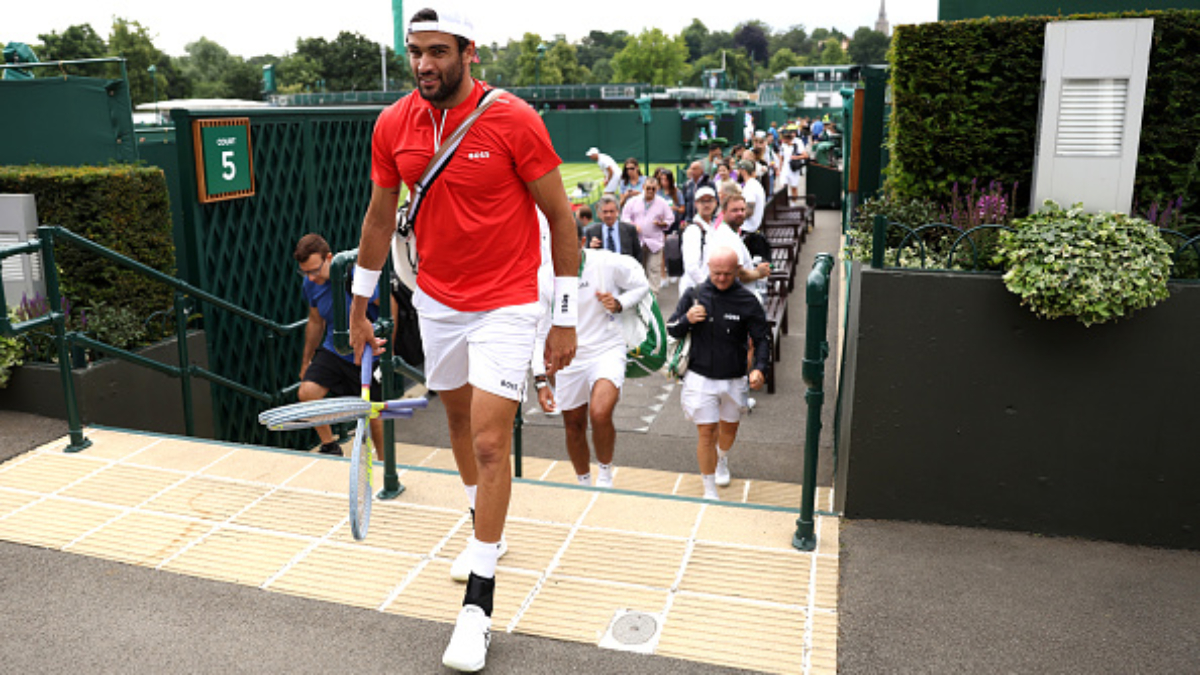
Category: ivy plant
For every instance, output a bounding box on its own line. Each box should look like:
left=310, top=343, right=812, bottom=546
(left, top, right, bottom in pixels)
left=995, top=201, right=1174, bottom=326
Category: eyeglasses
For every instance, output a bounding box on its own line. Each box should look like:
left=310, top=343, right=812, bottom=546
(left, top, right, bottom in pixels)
left=297, top=258, right=327, bottom=277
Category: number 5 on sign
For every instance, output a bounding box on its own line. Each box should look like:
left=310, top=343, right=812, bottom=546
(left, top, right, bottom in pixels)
left=194, top=118, right=256, bottom=203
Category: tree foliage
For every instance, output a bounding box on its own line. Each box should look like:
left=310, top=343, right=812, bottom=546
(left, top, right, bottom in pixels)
left=734, top=21, right=771, bottom=64
left=36, top=24, right=107, bottom=62
left=108, top=18, right=169, bottom=105
left=611, top=28, right=690, bottom=86
left=848, top=27, right=890, bottom=65
left=768, top=47, right=803, bottom=74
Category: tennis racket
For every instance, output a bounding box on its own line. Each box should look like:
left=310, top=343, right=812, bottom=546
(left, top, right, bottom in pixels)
left=349, top=356, right=374, bottom=539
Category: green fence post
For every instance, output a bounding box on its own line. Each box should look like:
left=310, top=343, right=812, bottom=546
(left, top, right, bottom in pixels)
left=38, top=227, right=92, bottom=453
left=377, top=264, right=405, bottom=500
left=512, top=409, right=523, bottom=479
left=174, top=291, right=196, bottom=437
left=871, top=215, right=887, bottom=269
left=794, top=253, right=833, bottom=551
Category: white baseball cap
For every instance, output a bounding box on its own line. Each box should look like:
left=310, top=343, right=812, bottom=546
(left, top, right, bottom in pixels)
left=586, top=147, right=600, bottom=157
left=695, top=186, right=717, bottom=200
left=408, top=6, right=476, bottom=42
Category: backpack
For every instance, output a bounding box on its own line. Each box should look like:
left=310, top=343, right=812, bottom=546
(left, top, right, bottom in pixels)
left=389, top=276, right=425, bottom=366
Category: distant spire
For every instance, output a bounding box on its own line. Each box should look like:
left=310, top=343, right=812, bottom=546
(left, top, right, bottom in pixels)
left=875, top=0, right=890, bottom=36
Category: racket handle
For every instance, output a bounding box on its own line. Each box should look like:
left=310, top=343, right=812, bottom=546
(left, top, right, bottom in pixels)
left=379, top=409, right=415, bottom=420
left=360, top=354, right=373, bottom=398
left=383, top=397, right=429, bottom=411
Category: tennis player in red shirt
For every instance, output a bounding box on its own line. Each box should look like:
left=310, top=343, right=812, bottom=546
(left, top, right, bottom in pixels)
left=348, top=6, right=578, bottom=672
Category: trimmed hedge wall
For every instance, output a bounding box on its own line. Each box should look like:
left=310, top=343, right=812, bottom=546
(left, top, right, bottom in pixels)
left=0, top=165, right=176, bottom=321
left=889, top=10, right=1200, bottom=220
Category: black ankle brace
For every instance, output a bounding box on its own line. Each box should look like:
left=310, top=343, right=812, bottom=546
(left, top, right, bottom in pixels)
left=464, top=572, right=495, bottom=617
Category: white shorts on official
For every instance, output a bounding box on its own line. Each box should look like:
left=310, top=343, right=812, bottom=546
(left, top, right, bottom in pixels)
left=554, top=345, right=626, bottom=412
left=680, top=371, right=749, bottom=424
left=414, top=287, right=540, bottom=401
left=782, top=169, right=802, bottom=189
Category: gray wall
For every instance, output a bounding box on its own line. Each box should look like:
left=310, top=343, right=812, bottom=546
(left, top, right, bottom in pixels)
left=0, top=332, right=213, bottom=437
left=838, top=268, right=1200, bottom=549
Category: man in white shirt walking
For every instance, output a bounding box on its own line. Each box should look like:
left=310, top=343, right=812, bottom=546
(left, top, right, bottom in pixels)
left=679, top=188, right=770, bottom=296
left=535, top=226, right=651, bottom=488
left=736, top=160, right=766, bottom=235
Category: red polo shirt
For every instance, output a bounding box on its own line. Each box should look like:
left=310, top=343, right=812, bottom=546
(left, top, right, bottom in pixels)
left=370, top=80, right=561, bottom=312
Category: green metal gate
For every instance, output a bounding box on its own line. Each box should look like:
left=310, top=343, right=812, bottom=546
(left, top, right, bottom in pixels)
left=170, top=107, right=383, bottom=448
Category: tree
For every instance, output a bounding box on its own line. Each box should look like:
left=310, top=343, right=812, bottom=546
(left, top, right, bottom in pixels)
left=549, top=41, right=588, bottom=85
left=818, top=37, right=850, bottom=66
left=588, top=58, right=613, bottom=84
left=770, top=25, right=810, bottom=59
left=768, top=47, right=803, bottom=75
left=276, top=53, right=322, bottom=93
left=610, top=28, right=689, bottom=86
left=181, top=38, right=236, bottom=98
left=108, top=18, right=167, bottom=105
left=577, top=30, right=628, bottom=69
left=516, top=33, right=561, bottom=86
left=681, top=19, right=709, bottom=61
left=848, top=27, right=890, bottom=65
left=701, top=30, right=736, bottom=58
left=734, top=21, right=770, bottom=64
left=36, top=24, right=107, bottom=62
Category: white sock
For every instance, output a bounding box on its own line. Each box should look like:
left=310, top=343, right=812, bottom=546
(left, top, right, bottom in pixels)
left=468, top=536, right=500, bottom=579
left=717, top=447, right=730, bottom=460
left=577, top=473, right=592, bottom=486
left=464, top=484, right=477, bottom=510
left=701, top=474, right=718, bottom=494
left=598, top=463, right=613, bottom=474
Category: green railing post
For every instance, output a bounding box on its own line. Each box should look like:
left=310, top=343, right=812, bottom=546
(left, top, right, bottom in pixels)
left=794, top=253, right=833, bottom=552
left=377, top=264, right=405, bottom=500
left=37, top=227, right=91, bottom=453
left=871, top=214, right=887, bottom=269
left=174, top=292, right=196, bottom=437
left=512, top=409, right=523, bottom=478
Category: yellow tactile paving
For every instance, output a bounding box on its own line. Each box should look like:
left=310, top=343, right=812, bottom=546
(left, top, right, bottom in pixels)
left=417, top=448, right=461, bottom=471
left=161, top=528, right=309, bottom=586
left=538, top=459, right=594, bottom=485
left=386, top=561, right=540, bottom=627
left=66, top=511, right=210, bottom=566
left=581, top=493, right=701, bottom=538
left=201, top=448, right=316, bottom=484
left=0, top=489, right=38, bottom=517
left=0, top=453, right=107, bottom=493
left=0, top=429, right=841, bottom=675
left=442, top=519, right=572, bottom=573
left=554, top=529, right=686, bottom=588
left=267, top=543, right=418, bottom=609
left=679, top=542, right=811, bottom=605
left=330, top=503, right=464, bottom=554
left=233, top=489, right=347, bottom=538
left=513, top=455, right=554, bottom=480
left=394, top=442, right=440, bottom=466
left=607, top=465, right=680, bottom=494
left=747, top=480, right=805, bottom=509
left=657, top=594, right=806, bottom=674
left=60, top=464, right=183, bottom=507
left=516, top=577, right=669, bottom=644
left=696, top=504, right=804, bottom=550
left=0, top=497, right=123, bottom=549
left=125, top=441, right=236, bottom=473
left=143, top=476, right=272, bottom=521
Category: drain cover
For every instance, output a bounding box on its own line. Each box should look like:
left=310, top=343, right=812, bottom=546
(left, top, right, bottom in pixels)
left=611, top=612, right=657, bottom=645
left=598, top=609, right=663, bottom=654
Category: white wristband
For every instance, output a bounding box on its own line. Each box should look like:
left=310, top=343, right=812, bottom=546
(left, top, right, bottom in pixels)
left=551, top=276, right=579, bottom=327
left=351, top=264, right=381, bottom=298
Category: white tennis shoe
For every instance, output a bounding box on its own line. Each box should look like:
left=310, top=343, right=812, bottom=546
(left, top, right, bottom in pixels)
left=450, top=537, right=508, bottom=582
left=596, top=464, right=614, bottom=488
left=715, top=455, right=732, bottom=487
left=442, top=605, right=491, bottom=672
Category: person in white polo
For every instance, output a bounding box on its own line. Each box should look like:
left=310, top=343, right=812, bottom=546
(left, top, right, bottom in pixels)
left=586, top=146, right=621, bottom=196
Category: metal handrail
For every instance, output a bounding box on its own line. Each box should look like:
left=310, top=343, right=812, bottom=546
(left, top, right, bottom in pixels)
left=794, top=253, right=834, bottom=551
left=0, top=226, right=312, bottom=452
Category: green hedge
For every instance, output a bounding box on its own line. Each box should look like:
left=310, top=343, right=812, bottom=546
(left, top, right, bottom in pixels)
left=888, top=10, right=1200, bottom=221
left=0, top=165, right=176, bottom=321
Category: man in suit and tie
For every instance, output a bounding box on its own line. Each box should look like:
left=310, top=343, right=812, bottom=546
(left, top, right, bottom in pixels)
left=584, top=195, right=642, bottom=264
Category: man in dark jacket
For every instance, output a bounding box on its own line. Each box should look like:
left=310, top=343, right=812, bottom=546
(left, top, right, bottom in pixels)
left=584, top=195, right=642, bottom=264
left=666, top=246, right=770, bottom=500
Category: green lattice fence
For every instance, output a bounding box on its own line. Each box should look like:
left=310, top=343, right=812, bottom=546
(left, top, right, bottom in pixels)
left=172, top=107, right=382, bottom=449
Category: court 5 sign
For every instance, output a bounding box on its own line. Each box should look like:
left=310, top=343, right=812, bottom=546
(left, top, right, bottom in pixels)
left=193, top=118, right=256, bottom=203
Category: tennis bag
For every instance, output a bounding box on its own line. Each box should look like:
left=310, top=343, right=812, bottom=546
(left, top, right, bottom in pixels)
left=666, top=334, right=691, bottom=380
left=621, top=292, right=667, bottom=378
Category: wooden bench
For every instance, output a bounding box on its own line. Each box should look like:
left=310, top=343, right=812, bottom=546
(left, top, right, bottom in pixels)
left=763, top=277, right=789, bottom=395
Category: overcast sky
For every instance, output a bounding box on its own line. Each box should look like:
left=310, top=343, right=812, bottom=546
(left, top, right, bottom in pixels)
left=9, top=0, right=939, bottom=59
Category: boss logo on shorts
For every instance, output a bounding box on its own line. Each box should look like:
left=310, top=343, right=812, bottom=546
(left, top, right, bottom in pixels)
left=500, top=379, right=520, bottom=392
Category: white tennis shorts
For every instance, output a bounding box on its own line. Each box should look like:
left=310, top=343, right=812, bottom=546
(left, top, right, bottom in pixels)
left=680, top=371, right=749, bottom=424
left=554, top=345, right=626, bottom=412
left=414, top=288, right=540, bottom=401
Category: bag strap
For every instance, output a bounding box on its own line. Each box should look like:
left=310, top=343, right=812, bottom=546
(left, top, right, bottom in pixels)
left=399, top=87, right=506, bottom=235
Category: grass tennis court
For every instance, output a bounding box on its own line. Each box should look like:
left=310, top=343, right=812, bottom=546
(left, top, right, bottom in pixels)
left=559, top=162, right=686, bottom=205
